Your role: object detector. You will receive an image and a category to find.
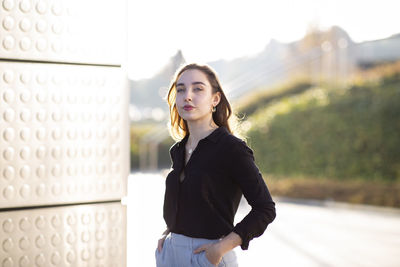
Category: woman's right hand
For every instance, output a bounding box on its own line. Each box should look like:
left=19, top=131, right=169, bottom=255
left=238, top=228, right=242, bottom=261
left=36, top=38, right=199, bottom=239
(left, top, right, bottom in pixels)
left=157, top=235, right=167, bottom=252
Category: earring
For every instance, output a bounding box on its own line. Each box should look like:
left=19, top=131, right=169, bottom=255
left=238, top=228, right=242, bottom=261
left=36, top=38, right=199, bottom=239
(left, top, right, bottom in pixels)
left=212, top=106, right=216, bottom=112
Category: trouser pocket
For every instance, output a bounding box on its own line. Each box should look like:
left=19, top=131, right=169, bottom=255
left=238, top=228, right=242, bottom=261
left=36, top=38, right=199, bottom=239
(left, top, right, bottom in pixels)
left=155, top=247, right=162, bottom=266
left=155, top=238, right=169, bottom=267
left=192, top=251, right=219, bottom=267
left=203, top=252, right=218, bottom=267
left=221, top=250, right=238, bottom=267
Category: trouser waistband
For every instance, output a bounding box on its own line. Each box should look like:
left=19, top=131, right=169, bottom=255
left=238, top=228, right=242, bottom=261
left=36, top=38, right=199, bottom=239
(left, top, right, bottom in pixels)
left=170, top=233, right=222, bottom=249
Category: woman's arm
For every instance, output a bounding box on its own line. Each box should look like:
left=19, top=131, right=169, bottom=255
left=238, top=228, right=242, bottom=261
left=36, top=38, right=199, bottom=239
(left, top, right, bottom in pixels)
left=162, top=227, right=170, bottom=236
left=215, top=231, right=242, bottom=254
left=228, top=139, right=276, bottom=250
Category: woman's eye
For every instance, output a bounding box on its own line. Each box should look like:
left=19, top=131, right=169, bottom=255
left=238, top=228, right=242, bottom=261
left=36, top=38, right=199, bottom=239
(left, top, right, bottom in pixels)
left=176, top=88, right=184, bottom=92
left=194, top=87, right=202, bottom=91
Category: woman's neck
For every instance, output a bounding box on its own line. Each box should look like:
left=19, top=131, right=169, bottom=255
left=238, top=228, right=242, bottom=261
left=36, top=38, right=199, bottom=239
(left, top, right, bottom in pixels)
left=186, top=119, right=218, bottom=145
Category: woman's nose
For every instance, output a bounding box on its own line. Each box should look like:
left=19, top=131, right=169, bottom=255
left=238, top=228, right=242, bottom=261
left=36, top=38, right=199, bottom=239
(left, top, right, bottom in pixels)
left=184, top=90, right=192, bottom=101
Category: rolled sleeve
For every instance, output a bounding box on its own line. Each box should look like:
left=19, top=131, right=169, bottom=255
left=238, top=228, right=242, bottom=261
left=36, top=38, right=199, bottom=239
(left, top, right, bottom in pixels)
left=228, top=140, right=276, bottom=250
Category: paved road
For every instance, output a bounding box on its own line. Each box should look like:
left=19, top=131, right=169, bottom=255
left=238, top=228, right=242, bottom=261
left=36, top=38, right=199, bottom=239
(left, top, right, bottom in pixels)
left=126, top=172, right=400, bottom=267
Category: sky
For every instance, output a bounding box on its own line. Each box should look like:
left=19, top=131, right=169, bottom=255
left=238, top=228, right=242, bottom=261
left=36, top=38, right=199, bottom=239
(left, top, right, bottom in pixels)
left=127, top=0, right=400, bottom=80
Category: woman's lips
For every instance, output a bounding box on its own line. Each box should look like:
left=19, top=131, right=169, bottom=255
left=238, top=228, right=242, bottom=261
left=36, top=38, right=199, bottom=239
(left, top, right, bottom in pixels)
left=183, top=105, right=194, bottom=111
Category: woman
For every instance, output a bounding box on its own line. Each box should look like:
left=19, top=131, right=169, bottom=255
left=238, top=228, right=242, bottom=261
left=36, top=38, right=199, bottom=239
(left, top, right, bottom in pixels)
left=155, top=63, right=276, bottom=267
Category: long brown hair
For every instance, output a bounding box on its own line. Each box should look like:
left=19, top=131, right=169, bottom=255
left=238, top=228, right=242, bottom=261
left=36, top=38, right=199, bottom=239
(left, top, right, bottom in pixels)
left=166, top=63, right=240, bottom=141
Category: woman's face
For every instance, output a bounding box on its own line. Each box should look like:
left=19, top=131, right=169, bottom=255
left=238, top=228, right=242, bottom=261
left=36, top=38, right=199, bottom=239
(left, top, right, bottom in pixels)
left=175, top=69, right=220, bottom=124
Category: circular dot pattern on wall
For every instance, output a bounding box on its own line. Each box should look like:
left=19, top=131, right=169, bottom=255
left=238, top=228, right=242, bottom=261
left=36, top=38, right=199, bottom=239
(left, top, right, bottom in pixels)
left=0, top=0, right=124, bottom=65
left=0, top=202, right=126, bottom=266
left=0, top=62, right=128, bottom=209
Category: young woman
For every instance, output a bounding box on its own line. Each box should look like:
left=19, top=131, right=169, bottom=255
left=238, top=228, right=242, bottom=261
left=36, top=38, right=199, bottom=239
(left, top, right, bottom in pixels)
left=155, top=63, right=276, bottom=267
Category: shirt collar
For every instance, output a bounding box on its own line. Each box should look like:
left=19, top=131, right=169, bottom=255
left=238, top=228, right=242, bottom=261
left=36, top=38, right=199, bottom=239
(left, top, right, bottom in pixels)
left=177, top=126, right=228, bottom=148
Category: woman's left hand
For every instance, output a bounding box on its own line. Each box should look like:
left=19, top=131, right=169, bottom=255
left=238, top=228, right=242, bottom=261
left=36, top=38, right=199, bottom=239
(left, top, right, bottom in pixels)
left=193, top=242, right=223, bottom=266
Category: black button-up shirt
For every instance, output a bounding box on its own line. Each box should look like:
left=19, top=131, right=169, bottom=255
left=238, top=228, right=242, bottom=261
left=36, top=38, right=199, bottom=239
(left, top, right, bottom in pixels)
left=163, top=126, right=276, bottom=250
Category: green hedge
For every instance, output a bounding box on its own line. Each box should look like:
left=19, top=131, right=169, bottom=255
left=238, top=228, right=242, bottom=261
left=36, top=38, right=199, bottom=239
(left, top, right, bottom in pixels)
left=246, top=73, right=400, bottom=181
left=237, top=80, right=312, bottom=118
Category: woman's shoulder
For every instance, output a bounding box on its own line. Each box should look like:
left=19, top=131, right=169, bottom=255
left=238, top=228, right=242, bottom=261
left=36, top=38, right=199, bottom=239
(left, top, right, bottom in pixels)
left=219, top=130, right=255, bottom=164
left=220, top=129, right=250, bottom=151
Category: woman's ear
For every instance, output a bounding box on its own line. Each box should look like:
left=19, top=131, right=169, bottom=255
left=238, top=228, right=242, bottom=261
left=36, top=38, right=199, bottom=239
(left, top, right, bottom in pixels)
left=213, top=91, right=221, bottom=106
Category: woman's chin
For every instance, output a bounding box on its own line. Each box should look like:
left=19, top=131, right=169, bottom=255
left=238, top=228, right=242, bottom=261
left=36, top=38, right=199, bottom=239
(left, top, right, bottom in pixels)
left=182, top=117, right=196, bottom=122
left=179, top=113, right=197, bottom=121
left=180, top=112, right=211, bottom=123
